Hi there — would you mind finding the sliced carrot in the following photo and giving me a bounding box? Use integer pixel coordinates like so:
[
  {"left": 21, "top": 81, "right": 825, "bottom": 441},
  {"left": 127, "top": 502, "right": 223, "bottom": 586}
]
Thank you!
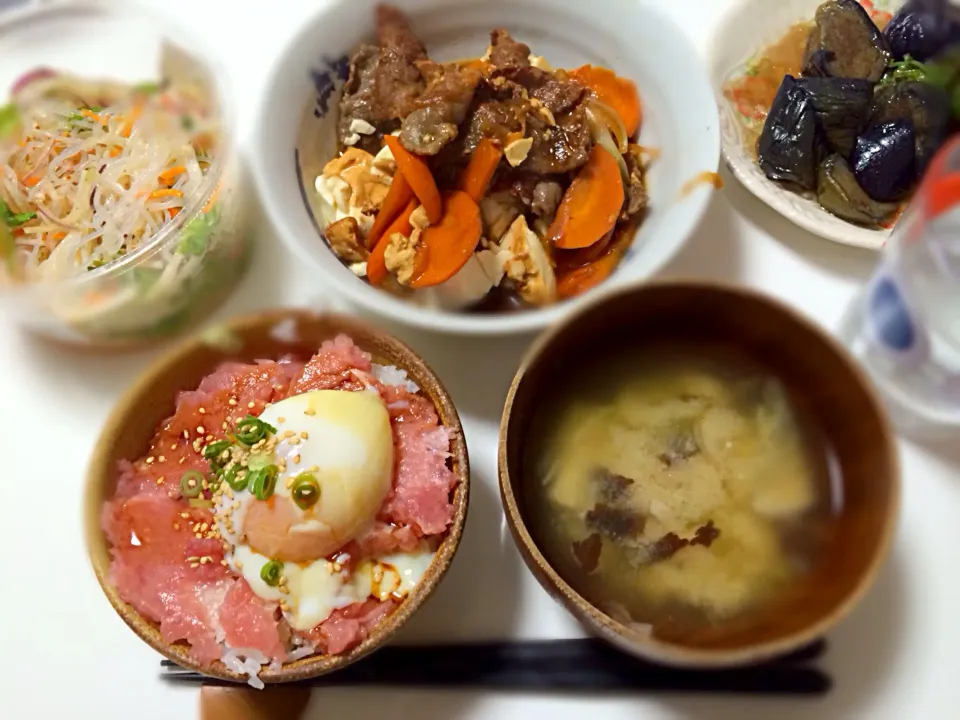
[
  {"left": 567, "top": 65, "right": 642, "bottom": 137},
  {"left": 158, "top": 166, "right": 186, "bottom": 185},
  {"left": 22, "top": 175, "right": 40, "bottom": 188},
  {"left": 367, "top": 198, "right": 418, "bottom": 286},
  {"left": 148, "top": 188, "right": 184, "bottom": 200},
  {"left": 383, "top": 136, "right": 442, "bottom": 224},
  {"left": 409, "top": 190, "right": 482, "bottom": 288},
  {"left": 556, "top": 226, "right": 634, "bottom": 299},
  {"left": 168, "top": 207, "right": 181, "bottom": 218},
  {"left": 548, "top": 146, "right": 624, "bottom": 250},
  {"left": 367, "top": 170, "right": 414, "bottom": 249},
  {"left": 120, "top": 100, "right": 143, "bottom": 139},
  {"left": 457, "top": 139, "right": 503, "bottom": 203}
]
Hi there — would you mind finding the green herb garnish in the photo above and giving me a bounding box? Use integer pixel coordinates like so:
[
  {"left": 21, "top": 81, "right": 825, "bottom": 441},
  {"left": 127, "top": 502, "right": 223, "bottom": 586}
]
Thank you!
[
  {"left": 222, "top": 465, "right": 248, "bottom": 492},
  {"left": 234, "top": 415, "right": 276, "bottom": 446},
  {"left": 0, "top": 200, "right": 35, "bottom": 228},
  {"left": 260, "top": 560, "right": 283, "bottom": 587},
  {"left": 881, "top": 55, "right": 930, "bottom": 86},
  {"left": 177, "top": 204, "right": 220, "bottom": 256},
  {"left": 203, "top": 440, "right": 232, "bottom": 464},
  {"left": 249, "top": 465, "right": 279, "bottom": 501},
  {"left": 291, "top": 473, "right": 321, "bottom": 510},
  {"left": 179, "top": 470, "right": 203, "bottom": 498}
]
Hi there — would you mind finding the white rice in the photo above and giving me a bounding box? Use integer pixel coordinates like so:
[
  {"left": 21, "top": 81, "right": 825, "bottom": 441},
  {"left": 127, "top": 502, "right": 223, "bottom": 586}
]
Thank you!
[
  {"left": 221, "top": 646, "right": 270, "bottom": 690},
  {"left": 372, "top": 363, "right": 420, "bottom": 393}
]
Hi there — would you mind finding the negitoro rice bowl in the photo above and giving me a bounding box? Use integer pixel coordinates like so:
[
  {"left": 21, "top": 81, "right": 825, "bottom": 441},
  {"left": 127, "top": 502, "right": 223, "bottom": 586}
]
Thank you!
[{"left": 93, "top": 328, "right": 466, "bottom": 687}]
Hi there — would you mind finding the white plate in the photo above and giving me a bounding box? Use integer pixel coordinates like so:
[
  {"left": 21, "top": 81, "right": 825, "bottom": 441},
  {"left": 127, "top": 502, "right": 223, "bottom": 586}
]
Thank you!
[
  {"left": 252, "top": 0, "right": 720, "bottom": 336},
  {"left": 708, "top": 0, "right": 904, "bottom": 251}
]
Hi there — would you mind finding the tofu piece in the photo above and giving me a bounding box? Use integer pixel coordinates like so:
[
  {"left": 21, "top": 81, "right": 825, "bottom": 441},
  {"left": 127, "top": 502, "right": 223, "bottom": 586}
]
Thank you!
[
  {"left": 325, "top": 217, "right": 369, "bottom": 264},
  {"left": 497, "top": 215, "right": 557, "bottom": 305}
]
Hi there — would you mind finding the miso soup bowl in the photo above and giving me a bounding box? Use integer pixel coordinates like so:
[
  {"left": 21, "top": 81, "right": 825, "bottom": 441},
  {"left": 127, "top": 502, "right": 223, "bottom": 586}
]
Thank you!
[
  {"left": 252, "top": 0, "right": 720, "bottom": 335},
  {"left": 499, "top": 280, "right": 900, "bottom": 667},
  {"left": 85, "top": 309, "right": 469, "bottom": 684}
]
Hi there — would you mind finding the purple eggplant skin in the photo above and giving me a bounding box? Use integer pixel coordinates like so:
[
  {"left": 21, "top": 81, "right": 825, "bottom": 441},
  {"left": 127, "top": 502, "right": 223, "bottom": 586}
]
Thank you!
[
  {"left": 883, "top": 0, "right": 960, "bottom": 62},
  {"left": 851, "top": 120, "right": 918, "bottom": 202},
  {"left": 796, "top": 77, "right": 874, "bottom": 158},
  {"left": 818, "top": 153, "right": 901, "bottom": 226},
  {"left": 802, "top": 0, "right": 892, "bottom": 81},
  {"left": 870, "top": 79, "right": 952, "bottom": 175},
  {"left": 758, "top": 75, "right": 822, "bottom": 191}
]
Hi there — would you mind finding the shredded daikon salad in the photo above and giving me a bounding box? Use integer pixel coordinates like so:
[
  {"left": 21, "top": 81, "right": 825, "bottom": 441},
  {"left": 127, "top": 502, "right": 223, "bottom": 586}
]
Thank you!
[{"left": 0, "top": 70, "right": 220, "bottom": 284}]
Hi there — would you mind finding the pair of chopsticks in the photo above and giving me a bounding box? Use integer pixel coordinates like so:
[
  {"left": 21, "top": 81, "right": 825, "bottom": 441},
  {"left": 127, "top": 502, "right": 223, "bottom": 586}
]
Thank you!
[{"left": 162, "top": 637, "right": 831, "bottom": 695}]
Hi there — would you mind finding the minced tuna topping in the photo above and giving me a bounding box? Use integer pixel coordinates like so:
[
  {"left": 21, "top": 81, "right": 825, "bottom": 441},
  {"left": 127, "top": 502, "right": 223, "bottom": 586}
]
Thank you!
[{"left": 101, "top": 335, "right": 458, "bottom": 687}]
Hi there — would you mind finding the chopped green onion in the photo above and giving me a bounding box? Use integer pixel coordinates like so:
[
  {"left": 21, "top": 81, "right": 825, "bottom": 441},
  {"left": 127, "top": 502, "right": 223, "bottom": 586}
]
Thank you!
[
  {"left": 249, "top": 465, "right": 279, "bottom": 500},
  {"left": 247, "top": 453, "right": 274, "bottom": 472},
  {"left": 222, "top": 465, "right": 248, "bottom": 491},
  {"left": 179, "top": 470, "right": 203, "bottom": 498},
  {"left": 204, "top": 440, "right": 232, "bottom": 463},
  {"left": 291, "top": 473, "right": 321, "bottom": 510},
  {"left": 234, "top": 415, "right": 276, "bottom": 446},
  {"left": 260, "top": 560, "right": 283, "bottom": 587}
]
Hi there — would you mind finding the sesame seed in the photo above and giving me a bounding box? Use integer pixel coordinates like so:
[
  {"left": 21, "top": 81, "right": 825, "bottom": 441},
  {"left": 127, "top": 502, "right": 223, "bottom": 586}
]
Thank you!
[
  {"left": 221, "top": 560, "right": 228, "bottom": 566},
  {"left": 197, "top": 426, "right": 205, "bottom": 434},
  {"left": 248, "top": 402, "right": 255, "bottom": 409},
  {"left": 283, "top": 430, "right": 295, "bottom": 439},
  {"left": 155, "top": 477, "right": 164, "bottom": 485},
  {"left": 183, "top": 430, "right": 189, "bottom": 439},
  {"left": 145, "top": 456, "right": 155, "bottom": 465},
  {"left": 229, "top": 398, "right": 238, "bottom": 406},
  {"left": 180, "top": 512, "right": 190, "bottom": 519},
  {"left": 179, "top": 457, "right": 186, "bottom": 465},
  {"left": 300, "top": 431, "right": 309, "bottom": 440},
  {"left": 168, "top": 491, "right": 176, "bottom": 498},
  {"left": 170, "top": 444, "right": 177, "bottom": 451},
  {"left": 194, "top": 533, "right": 203, "bottom": 539},
  {"left": 285, "top": 478, "right": 294, "bottom": 489},
  {"left": 289, "top": 437, "right": 301, "bottom": 446},
  {"left": 158, "top": 455, "right": 166, "bottom": 463},
  {"left": 173, "top": 523, "right": 180, "bottom": 530},
  {"left": 192, "top": 523, "right": 201, "bottom": 533},
  {"left": 200, "top": 557, "right": 211, "bottom": 565},
  {"left": 187, "top": 556, "right": 199, "bottom": 562},
  {"left": 235, "top": 561, "right": 243, "bottom": 570},
  {"left": 190, "top": 562, "right": 199, "bottom": 568},
  {"left": 278, "top": 416, "right": 286, "bottom": 424},
  {"left": 308, "top": 465, "right": 319, "bottom": 473},
  {"left": 293, "top": 454, "right": 301, "bottom": 464},
  {"left": 221, "top": 422, "right": 228, "bottom": 430},
  {"left": 304, "top": 408, "right": 316, "bottom": 416},
  {"left": 199, "top": 407, "right": 206, "bottom": 414},
  {"left": 200, "top": 523, "right": 209, "bottom": 531}
]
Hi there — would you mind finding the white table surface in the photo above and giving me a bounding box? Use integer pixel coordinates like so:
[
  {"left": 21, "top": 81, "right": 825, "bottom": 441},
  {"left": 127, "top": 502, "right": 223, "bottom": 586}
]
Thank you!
[{"left": 2, "top": 0, "right": 959, "bottom": 717}]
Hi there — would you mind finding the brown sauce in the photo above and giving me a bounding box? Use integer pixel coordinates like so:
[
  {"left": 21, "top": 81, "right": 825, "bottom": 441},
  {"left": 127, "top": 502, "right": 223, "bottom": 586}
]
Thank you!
[{"left": 679, "top": 171, "right": 724, "bottom": 199}]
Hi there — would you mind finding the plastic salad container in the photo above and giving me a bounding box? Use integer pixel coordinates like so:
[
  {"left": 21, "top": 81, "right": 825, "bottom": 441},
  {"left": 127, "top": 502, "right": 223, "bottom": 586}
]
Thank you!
[{"left": 0, "top": 1, "right": 249, "bottom": 347}]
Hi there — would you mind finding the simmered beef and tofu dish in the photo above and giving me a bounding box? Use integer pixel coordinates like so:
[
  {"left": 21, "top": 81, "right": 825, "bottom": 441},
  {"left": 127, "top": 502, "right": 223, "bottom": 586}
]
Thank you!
[
  {"left": 316, "top": 5, "right": 651, "bottom": 311},
  {"left": 102, "top": 335, "right": 459, "bottom": 688}
]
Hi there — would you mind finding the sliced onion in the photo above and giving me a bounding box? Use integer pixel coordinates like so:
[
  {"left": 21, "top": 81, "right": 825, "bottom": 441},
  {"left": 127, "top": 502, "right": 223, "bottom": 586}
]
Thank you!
[
  {"left": 586, "top": 107, "right": 629, "bottom": 189},
  {"left": 11, "top": 68, "right": 57, "bottom": 97},
  {"left": 586, "top": 98, "right": 628, "bottom": 154}
]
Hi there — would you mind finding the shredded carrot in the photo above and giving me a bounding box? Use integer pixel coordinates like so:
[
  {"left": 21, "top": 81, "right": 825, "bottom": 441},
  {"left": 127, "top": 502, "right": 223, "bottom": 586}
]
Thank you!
[
  {"left": 367, "top": 198, "right": 418, "bottom": 286},
  {"left": 458, "top": 139, "right": 503, "bottom": 203},
  {"left": 51, "top": 232, "right": 66, "bottom": 241},
  {"left": 22, "top": 175, "right": 40, "bottom": 188},
  {"left": 158, "top": 166, "right": 186, "bottom": 185},
  {"left": 80, "top": 109, "right": 101, "bottom": 122},
  {"left": 120, "top": 101, "right": 143, "bottom": 139},
  {"left": 203, "top": 182, "right": 221, "bottom": 213},
  {"left": 148, "top": 188, "right": 184, "bottom": 200},
  {"left": 109, "top": 146, "right": 121, "bottom": 158},
  {"left": 168, "top": 207, "right": 181, "bottom": 218},
  {"left": 383, "top": 136, "right": 442, "bottom": 224},
  {"left": 567, "top": 65, "right": 643, "bottom": 137},
  {"left": 409, "top": 190, "right": 483, "bottom": 288},
  {"left": 549, "top": 146, "right": 624, "bottom": 250},
  {"left": 367, "top": 171, "right": 415, "bottom": 249}
]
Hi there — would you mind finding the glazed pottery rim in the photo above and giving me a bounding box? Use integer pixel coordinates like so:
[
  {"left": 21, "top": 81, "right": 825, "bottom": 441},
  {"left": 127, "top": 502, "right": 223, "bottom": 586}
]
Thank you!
[
  {"left": 498, "top": 278, "right": 901, "bottom": 667},
  {"left": 85, "top": 308, "right": 470, "bottom": 683}
]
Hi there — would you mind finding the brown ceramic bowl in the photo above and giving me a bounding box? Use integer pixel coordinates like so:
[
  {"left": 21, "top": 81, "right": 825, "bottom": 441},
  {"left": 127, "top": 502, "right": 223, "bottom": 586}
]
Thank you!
[
  {"left": 499, "top": 280, "right": 899, "bottom": 668},
  {"left": 85, "top": 309, "right": 469, "bottom": 683}
]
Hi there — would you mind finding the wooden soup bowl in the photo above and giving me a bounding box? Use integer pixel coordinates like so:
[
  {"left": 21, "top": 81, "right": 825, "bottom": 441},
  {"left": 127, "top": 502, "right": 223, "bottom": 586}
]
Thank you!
[
  {"left": 86, "top": 309, "right": 469, "bottom": 683},
  {"left": 499, "top": 281, "right": 899, "bottom": 667}
]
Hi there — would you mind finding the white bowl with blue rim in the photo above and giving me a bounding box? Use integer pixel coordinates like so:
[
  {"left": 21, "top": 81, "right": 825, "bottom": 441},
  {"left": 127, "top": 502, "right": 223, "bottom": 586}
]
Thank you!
[{"left": 252, "top": 0, "right": 720, "bottom": 335}]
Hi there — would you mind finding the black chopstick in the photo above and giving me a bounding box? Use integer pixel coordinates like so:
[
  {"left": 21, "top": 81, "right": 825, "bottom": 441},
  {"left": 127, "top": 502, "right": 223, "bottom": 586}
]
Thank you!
[{"left": 160, "top": 638, "right": 831, "bottom": 695}]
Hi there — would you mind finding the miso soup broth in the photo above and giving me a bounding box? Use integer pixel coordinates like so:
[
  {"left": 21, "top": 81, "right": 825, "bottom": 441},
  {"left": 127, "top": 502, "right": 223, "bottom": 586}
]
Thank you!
[{"left": 523, "top": 343, "right": 842, "bottom": 645}]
